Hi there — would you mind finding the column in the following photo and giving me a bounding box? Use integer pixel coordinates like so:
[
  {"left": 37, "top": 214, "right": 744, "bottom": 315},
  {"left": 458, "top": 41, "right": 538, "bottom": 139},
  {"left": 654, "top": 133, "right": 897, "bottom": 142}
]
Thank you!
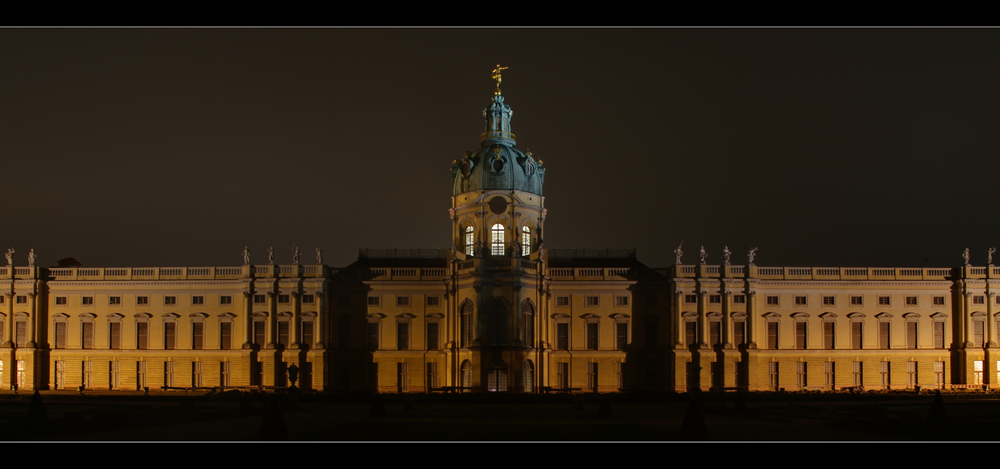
[
  {"left": 4, "top": 293, "right": 12, "bottom": 347},
  {"left": 26, "top": 293, "right": 36, "bottom": 347},
  {"left": 722, "top": 290, "right": 733, "bottom": 348},
  {"left": 964, "top": 291, "right": 973, "bottom": 347},
  {"left": 674, "top": 289, "right": 684, "bottom": 348},
  {"left": 746, "top": 290, "right": 757, "bottom": 349},
  {"left": 314, "top": 287, "right": 326, "bottom": 349},
  {"left": 266, "top": 291, "right": 277, "bottom": 349},
  {"left": 242, "top": 291, "right": 253, "bottom": 349},
  {"left": 988, "top": 291, "right": 997, "bottom": 347},
  {"left": 697, "top": 286, "right": 708, "bottom": 348},
  {"left": 290, "top": 291, "right": 301, "bottom": 348}
]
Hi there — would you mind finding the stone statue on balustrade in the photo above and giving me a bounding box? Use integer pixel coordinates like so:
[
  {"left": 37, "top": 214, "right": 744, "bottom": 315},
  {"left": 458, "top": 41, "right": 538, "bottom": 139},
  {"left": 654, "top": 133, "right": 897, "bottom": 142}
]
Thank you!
[
  {"left": 722, "top": 246, "right": 731, "bottom": 265},
  {"left": 268, "top": 246, "right": 275, "bottom": 265},
  {"left": 27, "top": 249, "right": 35, "bottom": 267},
  {"left": 699, "top": 246, "right": 707, "bottom": 265},
  {"left": 243, "top": 246, "right": 251, "bottom": 264},
  {"left": 316, "top": 246, "right": 324, "bottom": 264},
  {"left": 5, "top": 248, "right": 13, "bottom": 266},
  {"left": 292, "top": 245, "right": 301, "bottom": 264},
  {"left": 674, "top": 241, "right": 683, "bottom": 265},
  {"left": 963, "top": 248, "right": 970, "bottom": 266},
  {"left": 748, "top": 247, "right": 758, "bottom": 265}
]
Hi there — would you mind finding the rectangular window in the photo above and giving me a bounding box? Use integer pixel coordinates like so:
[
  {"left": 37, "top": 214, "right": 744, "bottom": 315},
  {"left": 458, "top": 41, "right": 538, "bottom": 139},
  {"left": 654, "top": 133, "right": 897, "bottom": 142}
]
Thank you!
[
  {"left": 974, "top": 321, "right": 985, "bottom": 347},
  {"left": 878, "top": 296, "right": 890, "bottom": 306},
  {"left": 796, "top": 362, "right": 806, "bottom": 389},
  {"left": 221, "top": 362, "right": 231, "bottom": 387},
  {"left": 645, "top": 296, "right": 657, "bottom": 306},
  {"left": 905, "top": 296, "right": 917, "bottom": 306},
  {"left": 585, "top": 296, "right": 599, "bottom": 306},
  {"left": 278, "top": 294, "right": 290, "bottom": 304},
  {"left": 82, "top": 322, "right": 94, "bottom": 349},
  {"left": 767, "top": 322, "right": 778, "bottom": 349},
  {"left": 851, "top": 296, "right": 863, "bottom": 306},
  {"left": 82, "top": 361, "right": 92, "bottom": 389},
  {"left": 396, "top": 296, "right": 409, "bottom": 307},
  {"left": 109, "top": 296, "right": 121, "bottom": 306},
  {"left": 427, "top": 323, "right": 439, "bottom": 350},
  {"left": 427, "top": 362, "right": 438, "bottom": 390},
  {"left": 795, "top": 322, "right": 807, "bottom": 349},
  {"left": 768, "top": 362, "right": 778, "bottom": 391},
  {"left": 254, "top": 320, "right": 266, "bottom": 346},
  {"left": 397, "top": 362, "right": 408, "bottom": 393},
  {"left": 935, "top": 361, "right": 945, "bottom": 387},
  {"left": 278, "top": 321, "right": 289, "bottom": 346},
  {"left": 219, "top": 296, "right": 232, "bottom": 305},
  {"left": 136, "top": 296, "right": 149, "bottom": 306},
  {"left": 136, "top": 322, "right": 148, "bottom": 350},
  {"left": 907, "top": 361, "right": 917, "bottom": 389},
  {"left": 192, "top": 323, "right": 204, "bottom": 350},
  {"left": 55, "top": 296, "right": 67, "bottom": 306},
  {"left": 880, "top": 361, "right": 891, "bottom": 388},
  {"left": 823, "top": 296, "right": 835, "bottom": 306},
  {"left": 794, "top": 296, "right": 807, "bottom": 306},
  {"left": 733, "top": 321, "right": 745, "bottom": 346},
  {"left": 733, "top": 295, "right": 746, "bottom": 304},
  {"left": 557, "top": 362, "right": 569, "bottom": 390},
  {"left": 164, "top": 296, "right": 176, "bottom": 305},
  {"left": 427, "top": 296, "right": 440, "bottom": 306},
  {"left": 934, "top": 322, "right": 945, "bottom": 349},
  {"left": 615, "top": 296, "right": 629, "bottom": 306},
  {"left": 164, "top": 361, "right": 175, "bottom": 387},
  {"left": 192, "top": 296, "right": 204, "bottom": 305},
  {"left": 55, "top": 360, "right": 65, "bottom": 390},
  {"left": 879, "top": 322, "right": 890, "bottom": 349},
  {"left": 303, "top": 294, "right": 315, "bottom": 304},
  {"left": 852, "top": 361, "right": 863, "bottom": 387},
  {"left": 766, "top": 296, "right": 779, "bottom": 306},
  {"left": 684, "top": 295, "right": 697, "bottom": 304},
  {"left": 934, "top": 296, "right": 945, "bottom": 306},
  {"left": 368, "top": 323, "right": 379, "bottom": 350},
  {"left": 109, "top": 322, "right": 121, "bottom": 350},
  {"left": 709, "top": 322, "right": 721, "bottom": 346},
  {"left": 299, "top": 318, "right": 315, "bottom": 346},
  {"left": 82, "top": 296, "right": 94, "bottom": 306},
  {"left": 557, "top": 296, "right": 569, "bottom": 306},
  {"left": 825, "top": 362, "right": 835, "bottom": 390},
  {"left": 192, "top": 361, "right": 203, "bottom": 387},
  {"left": 824, "top": 322, "right": 835, "bottom": 349},
  {"left": 616, "top": 323, "right": 628, "bottom": 350},
  {"left": 852, "top": 322, "right": 863, "bottom": 349},
  {"left": 15, "top": 321, "right": 26, "bottom": 348},
  {"left": 587, "top": 323, "right": 598, "bottom": 350},
  {"left": 255, "top": 295, "right": 267, "bottom": 304},
  {"left": 397, "top": 323, "right": 409, "bottom": 350},
  {"left": 974, "top": 361, "right": 984, "bottom": 385},
  {"left": 164, "top": 322, "right": 176, "bottom": 350},
  {"left": 906, "top": 322, "right": 917, "bottom": 349},
  {"left": 974, "top": 296, "right": 985, "bottom": 305},
  {"left": 220, "top": 322, "right": 232, "bottom": 350},
  {"left": 587, "top": 362, "right": 598, "bottom": 392},
  {"left": 557, "top": 323, "right": 569, "bottom": 350},
  {"left": 55, "top": 322, "right": 66, "bottom": 349},
  {"left": 15, "top": 295, "right": 26, "bottom": 304},
  {"left": 685, "top": 322, "right": 697, "bottom": 347},
  {"left": 709, "top": 295, "right": 721, "bottom": 304},
  {"left": 367, "top": 296, "right": 380, "bottom": 306},
  {"left": 109, "top": 361, "right": 119, "bottom": 390}
]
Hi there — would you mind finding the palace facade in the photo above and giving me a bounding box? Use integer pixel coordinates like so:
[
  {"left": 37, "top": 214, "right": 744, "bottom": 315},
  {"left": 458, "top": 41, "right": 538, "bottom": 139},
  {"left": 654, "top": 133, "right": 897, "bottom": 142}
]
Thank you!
[{"left": 1, "top": 78, "right": 996, "bottom": 394}]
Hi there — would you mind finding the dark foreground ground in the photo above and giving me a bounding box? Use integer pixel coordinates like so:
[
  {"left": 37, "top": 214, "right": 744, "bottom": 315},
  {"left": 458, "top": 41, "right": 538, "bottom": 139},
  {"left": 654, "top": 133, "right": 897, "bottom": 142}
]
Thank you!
[{"left": 0, "top": 390, "right": 997, "bottom": 441}]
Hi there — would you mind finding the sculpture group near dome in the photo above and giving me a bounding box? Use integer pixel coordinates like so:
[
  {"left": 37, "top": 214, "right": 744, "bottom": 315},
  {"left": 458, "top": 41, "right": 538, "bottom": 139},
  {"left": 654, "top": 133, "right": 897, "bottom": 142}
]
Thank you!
[{"left": 0, "top": 67, "right": 996, "bottom": 394}]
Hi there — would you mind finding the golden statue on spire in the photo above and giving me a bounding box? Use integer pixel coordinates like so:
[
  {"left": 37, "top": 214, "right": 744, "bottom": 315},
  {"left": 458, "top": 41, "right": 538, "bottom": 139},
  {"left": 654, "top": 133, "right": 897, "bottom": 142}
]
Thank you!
[{"left": 491, "top": 64, "right": 508, "bottom": 96}]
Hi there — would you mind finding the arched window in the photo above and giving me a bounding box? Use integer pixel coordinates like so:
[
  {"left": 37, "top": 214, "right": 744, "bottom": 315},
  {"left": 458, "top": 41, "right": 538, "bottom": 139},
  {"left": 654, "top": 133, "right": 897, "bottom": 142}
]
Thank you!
[
  {"left": 491, "top": 224, "right": 505, "bottom": 256},
  {"left": 523, "top": 360, "right": 534, "bottom": 393},
  {"left": 464, "top": 225, "right": 475, "bottom": 256},
  {"left": 522, "top": 299, "right": 535, "bottom": 347},
  {"left": 522, "top": 226, "right": 531, "bottom": 256},
  {"left": 461, "top": 301, "right": 474, "bottom": 347}
]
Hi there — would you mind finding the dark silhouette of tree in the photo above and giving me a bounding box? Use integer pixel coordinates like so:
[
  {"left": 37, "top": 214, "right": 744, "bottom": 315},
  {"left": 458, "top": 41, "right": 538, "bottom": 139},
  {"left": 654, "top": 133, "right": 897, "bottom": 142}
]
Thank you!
[{"left": 55, "top": 258, "right": 83, "bottom": 267}]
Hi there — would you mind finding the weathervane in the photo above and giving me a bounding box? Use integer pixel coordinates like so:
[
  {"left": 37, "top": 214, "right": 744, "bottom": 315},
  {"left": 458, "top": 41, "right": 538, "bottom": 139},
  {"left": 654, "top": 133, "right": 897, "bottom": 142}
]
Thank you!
[{"left": 492, "top": 64, "right": 508, "bottom": 96}]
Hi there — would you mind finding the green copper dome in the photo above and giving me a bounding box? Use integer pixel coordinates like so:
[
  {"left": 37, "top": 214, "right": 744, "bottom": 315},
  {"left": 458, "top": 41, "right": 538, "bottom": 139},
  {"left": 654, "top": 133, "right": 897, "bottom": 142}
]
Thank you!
[{"left": 451, "top": 94, "right": 545, "bottom": 196}]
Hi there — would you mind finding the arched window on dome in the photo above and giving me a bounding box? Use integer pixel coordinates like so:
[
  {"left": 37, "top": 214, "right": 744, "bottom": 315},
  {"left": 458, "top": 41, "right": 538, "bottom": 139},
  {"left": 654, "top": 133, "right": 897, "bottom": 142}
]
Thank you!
[
  {"left": 491, "top": 224, "right": 505, "bottom": 256},
  {"left": 464, "top": 225, "right": 475, "bottom": 256},
  {"left": 522, "top": 226, "right": 531, "bottom": 256}
]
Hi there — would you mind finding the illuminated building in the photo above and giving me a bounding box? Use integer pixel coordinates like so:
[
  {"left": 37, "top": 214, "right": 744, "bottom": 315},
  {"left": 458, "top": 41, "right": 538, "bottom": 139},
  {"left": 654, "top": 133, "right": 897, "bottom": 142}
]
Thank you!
[{"left": 0, "top": 69, "right": 993, "bottom": 393}]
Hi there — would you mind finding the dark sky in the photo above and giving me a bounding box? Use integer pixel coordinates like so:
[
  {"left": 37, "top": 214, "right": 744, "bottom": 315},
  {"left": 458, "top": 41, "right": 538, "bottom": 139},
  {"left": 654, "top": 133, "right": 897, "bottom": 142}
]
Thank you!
[{"left": 2, "top": 28, "right": 999, "bottom": 269}]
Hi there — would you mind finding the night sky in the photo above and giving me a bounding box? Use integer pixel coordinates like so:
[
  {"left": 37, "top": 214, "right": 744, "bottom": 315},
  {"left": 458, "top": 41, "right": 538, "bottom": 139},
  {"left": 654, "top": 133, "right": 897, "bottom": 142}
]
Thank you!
[{"left": 3, "top": 28, "right": 999, "bottom": 269}]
